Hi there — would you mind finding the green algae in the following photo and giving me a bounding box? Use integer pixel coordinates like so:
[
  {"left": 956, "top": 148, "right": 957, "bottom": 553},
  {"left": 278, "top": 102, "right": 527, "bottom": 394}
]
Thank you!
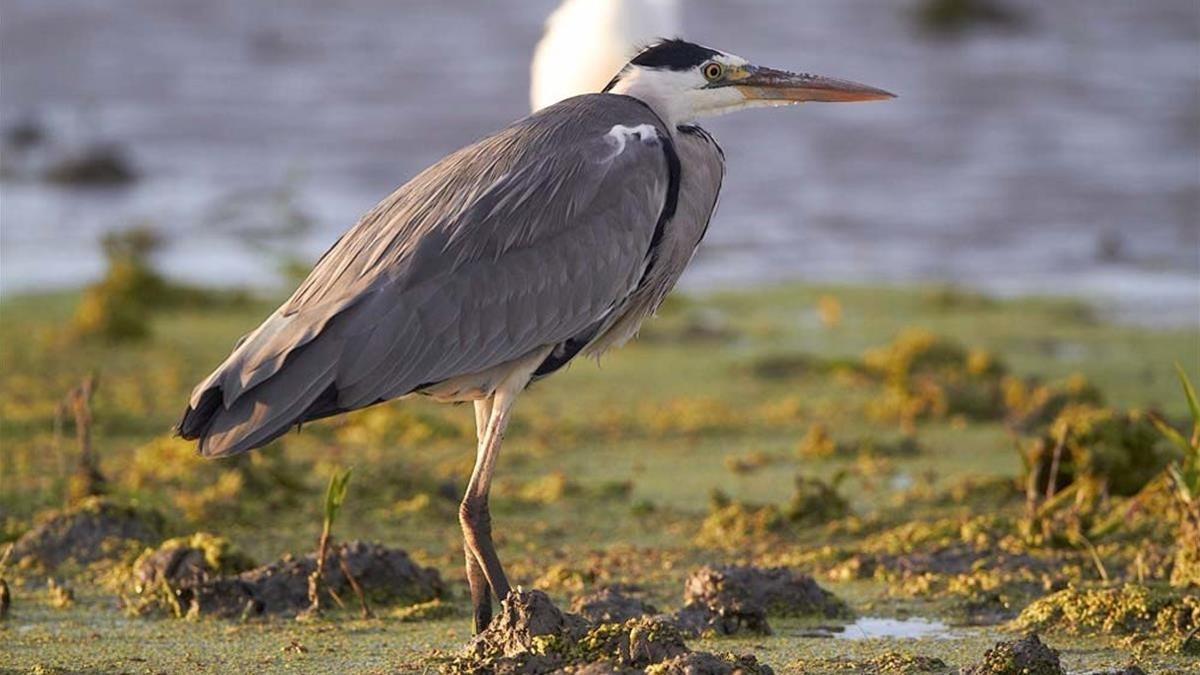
[
  {"left": 796, "top": 423, "right": 922, "bottom": 461},
  {"left": 863, "top": 329, "right": 1009, "bottom": 428},
  {"left": 786, "top": 651, "right": 949, "bottom": 674},
  {"left": 1023, "top": 405, "right": 1179, "bottom": 498},
  {"left": 2, "top": 282, "right": 1198, "bottom": 672},
  {"left": 695, "top": 491, "right": 786, "bottom": 548},
  {"left": 1015, "top": 584, "right": 1200, "bottom": 654},
  {"left": 392, "top": 598, "right": 458, "bottom": 622},
  {"left": 125, "top": 436, "right": 306, "bottom": 524},
  {"left": 786, "top": 475, "right": 852, "bottom": 527}
]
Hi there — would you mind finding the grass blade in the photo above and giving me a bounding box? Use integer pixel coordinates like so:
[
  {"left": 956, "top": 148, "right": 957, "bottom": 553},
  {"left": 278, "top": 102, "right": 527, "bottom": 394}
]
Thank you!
[{"left": 1175, "top": 362, "right": 1200, "bottom": 427}]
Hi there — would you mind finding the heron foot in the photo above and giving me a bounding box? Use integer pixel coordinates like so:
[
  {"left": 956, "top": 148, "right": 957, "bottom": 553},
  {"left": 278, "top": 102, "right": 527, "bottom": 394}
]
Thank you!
[{"left": 460, "top": 498, "right": 511, "bottom": 634}]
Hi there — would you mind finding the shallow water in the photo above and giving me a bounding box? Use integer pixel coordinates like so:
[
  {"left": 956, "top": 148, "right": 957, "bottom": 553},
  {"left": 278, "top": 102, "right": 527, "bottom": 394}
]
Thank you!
[
  {"left": 1, "top": 0, "right": 1197, "bottom": 325},
  {"left": 832, "top": 616, "right": 953, "bottom": 641}
]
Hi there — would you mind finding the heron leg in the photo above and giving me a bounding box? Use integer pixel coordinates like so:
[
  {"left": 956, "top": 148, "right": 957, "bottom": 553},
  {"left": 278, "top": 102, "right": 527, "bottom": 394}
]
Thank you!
[
  {"left": 461, "top": 379, "right": 533, "bottom": 632},
  {"left": 464, "top": 398, "right": 495, "bottom": 633},
  {"left": 458, "top": 347, "right": 548, "bottom": 634}
]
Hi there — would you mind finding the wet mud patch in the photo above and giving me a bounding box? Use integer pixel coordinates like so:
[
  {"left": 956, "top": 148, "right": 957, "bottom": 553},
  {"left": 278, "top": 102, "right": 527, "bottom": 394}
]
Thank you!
[
  {"left": 444, "top": 589, "right": 774, "bottom": 674},
  {"left": 126, "top": 539, "right": 442, "bottom": 618},
  {"left": 10, "top": 497, "right": 164, "bottom": 572},
  {"left": 675, "top": 565, "right": 850, "bottom": 637}
]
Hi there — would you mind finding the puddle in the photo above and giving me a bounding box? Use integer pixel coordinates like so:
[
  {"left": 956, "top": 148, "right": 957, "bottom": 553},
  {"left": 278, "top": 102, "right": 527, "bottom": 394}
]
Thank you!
[{"left": 797, "top": 616, "right": 953, "bottom": 641}]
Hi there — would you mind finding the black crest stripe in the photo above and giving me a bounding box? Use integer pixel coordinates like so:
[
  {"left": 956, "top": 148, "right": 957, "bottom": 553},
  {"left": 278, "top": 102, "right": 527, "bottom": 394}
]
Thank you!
[{"left": 630, "top": 39, "right": 721, "bottom": 71}]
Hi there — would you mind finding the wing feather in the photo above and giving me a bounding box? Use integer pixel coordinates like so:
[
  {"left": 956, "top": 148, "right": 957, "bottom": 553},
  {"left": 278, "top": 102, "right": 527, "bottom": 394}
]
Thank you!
[{"left": 180, "top": 95, "right": 673, "bottom": 456}]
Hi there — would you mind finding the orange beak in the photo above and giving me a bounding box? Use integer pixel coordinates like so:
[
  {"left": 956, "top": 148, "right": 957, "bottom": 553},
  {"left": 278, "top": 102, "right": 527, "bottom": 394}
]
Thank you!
[{"left": 732, "top": 66, "right": 895, "bottom": 103}]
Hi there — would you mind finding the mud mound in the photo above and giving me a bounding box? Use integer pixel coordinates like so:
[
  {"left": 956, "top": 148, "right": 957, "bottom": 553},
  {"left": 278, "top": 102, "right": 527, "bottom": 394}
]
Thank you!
[
  {"left": 132, "top": 532, "right": 256, "bottom": 590},
  {"left": 129, "top": 539, "right": 442, "bottom": 618},
  {"left": 963, "top": 633, "right": 1063, "bottom": 675},
  {"left": 11, "top": 497, "right": 164, "bottom": 571},
  {"left": 571, "top": 587, "right": 658, "bottom": 624},
  {"left": 446, "top": 590, "right": 773, "bottom": 674},
  {"left": 675, "top": 566, "right": 849, "bottom": 636}
]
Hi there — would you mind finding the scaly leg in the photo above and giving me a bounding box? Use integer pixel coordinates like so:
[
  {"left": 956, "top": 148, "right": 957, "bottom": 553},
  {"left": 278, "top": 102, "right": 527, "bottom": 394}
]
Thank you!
[
  {"left": 460, "top": 386, "right": 518, "bottom": 612},
  {"left": 458, "top": 348, "right": 549, "bottom": 634},
  {"left": 464, "top": 398, "right": 495, "bottom": 633}
]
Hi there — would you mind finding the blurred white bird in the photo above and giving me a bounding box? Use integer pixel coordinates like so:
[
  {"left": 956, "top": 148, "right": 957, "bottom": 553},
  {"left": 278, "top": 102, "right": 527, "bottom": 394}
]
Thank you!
[{"left": 530, "top": 0, "right": 680, "bottom": 111}]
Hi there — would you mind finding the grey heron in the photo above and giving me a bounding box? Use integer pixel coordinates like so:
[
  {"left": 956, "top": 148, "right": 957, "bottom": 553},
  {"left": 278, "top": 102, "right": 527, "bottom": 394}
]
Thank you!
[
  {"left": 178, "top": 39, "right": 893, "bottom": 632},
  {"left": 531, "top": 0, "right": 680, "bottom": 111}
]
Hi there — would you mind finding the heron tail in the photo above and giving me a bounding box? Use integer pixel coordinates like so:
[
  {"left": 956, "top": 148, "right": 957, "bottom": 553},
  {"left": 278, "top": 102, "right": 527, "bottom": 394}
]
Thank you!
[{"left": 177, "top": 336, "right": 342, "bottom": 458}]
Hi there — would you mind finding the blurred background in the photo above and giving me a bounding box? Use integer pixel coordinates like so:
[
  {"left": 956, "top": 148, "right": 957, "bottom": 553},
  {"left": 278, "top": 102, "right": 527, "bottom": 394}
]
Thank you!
[
  {"left": 3, "top": 3, "right": 1200, "bottom": 670},
  {"left": 3, "top": 0, "right": 1197, "bottom": 325}
]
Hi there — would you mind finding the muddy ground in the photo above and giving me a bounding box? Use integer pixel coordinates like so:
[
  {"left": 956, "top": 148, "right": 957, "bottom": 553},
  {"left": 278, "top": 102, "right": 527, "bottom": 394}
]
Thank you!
[{"left": 1, "top": 284, "right": 1197, "bottom": 673}]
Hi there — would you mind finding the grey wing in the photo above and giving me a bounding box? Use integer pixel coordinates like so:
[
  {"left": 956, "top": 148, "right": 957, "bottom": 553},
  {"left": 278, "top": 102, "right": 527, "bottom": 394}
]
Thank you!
[{"left": 179, "top": 95, "right": 672, "bottom": 458}]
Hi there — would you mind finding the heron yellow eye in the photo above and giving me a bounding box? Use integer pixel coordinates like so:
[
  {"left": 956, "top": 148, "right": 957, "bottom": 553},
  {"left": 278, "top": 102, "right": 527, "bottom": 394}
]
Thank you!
[{"left": 703, "top": 62, "right": 724, "bottom": 82}]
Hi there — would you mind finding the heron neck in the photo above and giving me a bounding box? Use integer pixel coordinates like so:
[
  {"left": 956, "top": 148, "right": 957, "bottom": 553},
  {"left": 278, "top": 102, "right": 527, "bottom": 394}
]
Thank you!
[{"left": 607, "top": 70, "right": 693, "bottom": 128}]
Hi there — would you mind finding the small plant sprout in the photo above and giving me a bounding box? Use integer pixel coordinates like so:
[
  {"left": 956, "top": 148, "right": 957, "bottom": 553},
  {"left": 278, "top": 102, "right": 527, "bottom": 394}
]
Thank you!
[
  {"left": 1150, "top": 363, "right": 1200, "bottom": 587},
  {"left": 1152, "top": 364, "right": 1200, "bottom": 505},
  {"left": 304, "top": 467, "right": 355, "bottom": 618}
]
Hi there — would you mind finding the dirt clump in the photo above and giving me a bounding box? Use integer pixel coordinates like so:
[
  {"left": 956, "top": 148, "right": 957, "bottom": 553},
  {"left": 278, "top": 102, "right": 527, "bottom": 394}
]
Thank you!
[
  {"left": 446, "top": 589, "right": 773, "bottom": 674},
  {"left": 11, "top": 497, "right": 164, "bottom": 572},
  {"left": 125, "top": 532, "right": 258, "bottom": 616},
  {"left": 460, "top": 589, "right": 589, "bottom": 672},
  {"left": 962, "top": 633, "right": 1063, "bottom": 675},
  {"left": 674, "top": 565, "right": 849, "bottom": 636},
  {"left": 128, "top": 539, "right": 442, "bottom": 618},
  {"left": 571, "top": 587, "right": 658, "bottom": 624},
  {"left": 131, "top": 532, "right": 256, "bottom": 590}
]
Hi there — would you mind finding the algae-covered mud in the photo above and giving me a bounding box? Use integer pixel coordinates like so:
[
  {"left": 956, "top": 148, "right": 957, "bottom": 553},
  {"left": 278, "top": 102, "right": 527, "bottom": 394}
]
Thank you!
[{"left": 1, "top": 284, "right": 1197, "bottom": 673}]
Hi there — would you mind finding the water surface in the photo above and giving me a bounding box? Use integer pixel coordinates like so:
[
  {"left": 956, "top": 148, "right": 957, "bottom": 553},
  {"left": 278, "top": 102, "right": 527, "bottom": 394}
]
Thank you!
[{"left": 2, "top": 0, "right": 1197, "bottom": 324}]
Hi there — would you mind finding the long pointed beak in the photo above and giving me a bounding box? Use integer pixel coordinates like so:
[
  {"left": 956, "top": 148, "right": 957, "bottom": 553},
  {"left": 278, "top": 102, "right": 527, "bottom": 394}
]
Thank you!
[{"left": 732, "top": 66, "right": 895, "bottom": 103}]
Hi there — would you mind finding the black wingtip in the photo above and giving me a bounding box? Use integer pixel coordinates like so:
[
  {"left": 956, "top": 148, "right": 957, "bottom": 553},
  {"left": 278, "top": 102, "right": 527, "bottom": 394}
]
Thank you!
[{"left": 177, "top": 387, "right": 222, "bottom": 441}]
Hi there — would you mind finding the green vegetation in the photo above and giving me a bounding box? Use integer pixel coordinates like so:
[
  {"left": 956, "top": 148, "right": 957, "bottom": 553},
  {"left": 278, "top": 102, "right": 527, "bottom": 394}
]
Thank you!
[{"left": 0, "top": 282, "right": 1197, "bottom": 672}]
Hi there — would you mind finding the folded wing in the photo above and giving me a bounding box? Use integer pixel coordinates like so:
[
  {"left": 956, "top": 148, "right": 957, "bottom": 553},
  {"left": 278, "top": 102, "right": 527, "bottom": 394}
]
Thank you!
[{"left": 179, "top": 95, "right": 672, "bottom": 458}]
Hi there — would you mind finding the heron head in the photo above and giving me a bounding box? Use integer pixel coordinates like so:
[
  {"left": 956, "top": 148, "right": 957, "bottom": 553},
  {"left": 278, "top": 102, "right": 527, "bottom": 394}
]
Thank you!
[{"left": 604, "top": 39, "right": 894, "bottom": 126}]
